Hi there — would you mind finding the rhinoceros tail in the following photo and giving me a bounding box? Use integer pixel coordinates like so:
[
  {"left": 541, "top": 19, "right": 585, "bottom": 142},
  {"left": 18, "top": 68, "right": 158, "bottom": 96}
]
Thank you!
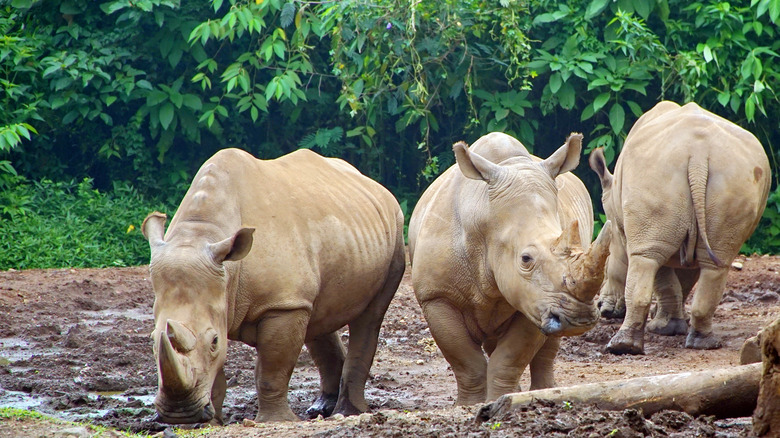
[{"left": 687, "top": 155, "right": 724, "bottom": 267}]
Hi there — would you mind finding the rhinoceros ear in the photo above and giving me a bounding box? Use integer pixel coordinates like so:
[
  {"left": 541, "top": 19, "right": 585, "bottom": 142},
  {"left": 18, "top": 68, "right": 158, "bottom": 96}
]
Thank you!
[
  {"left": 542, "top": 133, "right": 583, "bottom": 178},
  {"left": 453, "top": 141, "right": 500, "bottom": 183},
  {"left": 208, "top": 227, "right": 255, "bottom": 264},
  {"left": 588, "top": 147, "right": 613, "bottom": 191},
  {"left": 142, "top": 212, "right": 167, "bottom": 248}
]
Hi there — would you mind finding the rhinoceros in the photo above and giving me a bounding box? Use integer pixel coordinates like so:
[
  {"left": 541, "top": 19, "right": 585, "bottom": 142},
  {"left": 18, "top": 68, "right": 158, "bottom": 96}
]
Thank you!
[
  {"left": 408, "top": 132, "right": 612, "bottom": 405},
  {"left": 141, "top": 148, "right": 405, "bottom": 423},
  {"left": 589, "top": 101, "right": 770, "bottom": 355}
]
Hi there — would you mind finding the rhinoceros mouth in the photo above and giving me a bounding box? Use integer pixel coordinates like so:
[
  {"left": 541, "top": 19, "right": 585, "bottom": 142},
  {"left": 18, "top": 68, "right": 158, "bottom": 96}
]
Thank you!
[
  {"left": 154, "top": 393, "right": 214, "bottom": 424},
  {"left": 540, "top": 305, "right": 598, "bottom": 337}
]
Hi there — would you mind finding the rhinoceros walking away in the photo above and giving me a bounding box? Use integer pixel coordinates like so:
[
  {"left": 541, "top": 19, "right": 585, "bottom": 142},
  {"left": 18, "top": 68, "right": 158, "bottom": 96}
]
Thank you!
[
  {"left": 141, "top": 148, "right": 405, "bottom": 423},
  {"left": 589, "top": 101, "right": 770, "bottom": 355},
  {"left": 408, "top": 132, "right": 612, "bottom": 405}
]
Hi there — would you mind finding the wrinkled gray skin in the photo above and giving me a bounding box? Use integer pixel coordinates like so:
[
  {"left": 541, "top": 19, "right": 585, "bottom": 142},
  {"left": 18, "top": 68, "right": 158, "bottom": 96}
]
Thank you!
[
  {"left": 408, "top": 132, "right": 612, "bottom": 405},
  {"left": 141, "top": 148, "right": 405, "bottom": 423},
  {"left": 589, "top": 101, "right": 770, "bottom": 355}
]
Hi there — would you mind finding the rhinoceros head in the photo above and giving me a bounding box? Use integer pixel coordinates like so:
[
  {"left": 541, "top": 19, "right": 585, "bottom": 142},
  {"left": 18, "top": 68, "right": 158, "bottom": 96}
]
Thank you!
[
  {"left": 453, "top": 134, "right": 611, "bottom": 337},
  {"left": 142, "top": 212, "right": 254, "bottom": 424}
]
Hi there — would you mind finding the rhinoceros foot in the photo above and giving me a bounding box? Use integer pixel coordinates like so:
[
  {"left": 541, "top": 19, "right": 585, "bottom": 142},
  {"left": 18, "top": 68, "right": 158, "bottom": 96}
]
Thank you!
[
  {"left": 605, "top": 328, "right": 644, "bottom": 355},
  {"left": 305, "top": 392, "right": 338, "bottom": 419},
  {"left": 685, "top": 330, "right": 722, "bottom": 350},
  {"left": 647, "top": 317, "right": 688, "bottom": 336},
  {"left": 332, "top": 396, "right": 364, "bottom": 417},
  {"left": 598, "top": 298, "right": 626, "bottom": 319}
]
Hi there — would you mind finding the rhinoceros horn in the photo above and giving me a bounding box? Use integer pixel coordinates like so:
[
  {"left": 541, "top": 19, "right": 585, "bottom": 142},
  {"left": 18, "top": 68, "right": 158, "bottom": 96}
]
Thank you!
[
  {"left": 567, "top": 220, "right": 613, "bottom": 303},
  {"left": 158, "top": 320, "right": 194, "bottom": 394}
]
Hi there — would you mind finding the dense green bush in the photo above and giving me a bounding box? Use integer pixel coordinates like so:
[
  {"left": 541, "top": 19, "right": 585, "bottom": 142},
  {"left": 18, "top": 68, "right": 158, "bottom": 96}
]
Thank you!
[
  {"left": 2, "top": 0, "right": 780, "bottom": 267},
  {"left": 0, "top": 177, "right": 176, "bottom": 269}
]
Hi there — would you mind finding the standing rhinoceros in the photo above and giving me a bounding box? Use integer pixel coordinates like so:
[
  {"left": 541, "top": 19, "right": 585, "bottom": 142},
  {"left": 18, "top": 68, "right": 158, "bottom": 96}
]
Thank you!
[
  {"left": 589, "top": 101, "right": 770, "bottom": 355},
  {"left": 141, "top": 148, "right": 405, "bottom": 423},
  {"left": 408, "top": 132, "right": 612, "bottom": 405}
]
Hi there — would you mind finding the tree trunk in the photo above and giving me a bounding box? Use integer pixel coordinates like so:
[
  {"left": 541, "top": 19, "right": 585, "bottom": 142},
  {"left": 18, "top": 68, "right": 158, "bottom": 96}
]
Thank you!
[
  {"left": 753, "top": 317, "right": 780, "bottom": 436},
  {"left": 477, "top": 363, "right": 761, "bottom": 421}
]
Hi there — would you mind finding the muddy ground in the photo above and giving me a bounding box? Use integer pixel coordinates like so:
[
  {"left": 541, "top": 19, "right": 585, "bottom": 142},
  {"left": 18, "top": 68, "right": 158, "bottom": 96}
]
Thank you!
[{"left": 1, "top": 254, "right": 779, "bottom": 437}]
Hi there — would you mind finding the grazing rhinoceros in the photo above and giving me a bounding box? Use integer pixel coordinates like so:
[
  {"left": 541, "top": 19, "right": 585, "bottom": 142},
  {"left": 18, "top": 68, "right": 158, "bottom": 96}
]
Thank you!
[
  {"left": 141, "top": 148, "right": 405, "bottom": 423},
  {"left": 408, "top": 132, "right": 612, "bottom": 405},
  {"left": 589, "top": 101, "right": 770, "bottom": 355}
]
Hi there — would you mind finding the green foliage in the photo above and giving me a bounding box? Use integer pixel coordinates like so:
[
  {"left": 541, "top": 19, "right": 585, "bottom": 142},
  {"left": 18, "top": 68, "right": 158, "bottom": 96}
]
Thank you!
[
  {"left": 3, "top": 0, "right": 780, "bottom": 267},
  {"left": 0, "top": 178, "right": 175, "bottom": 269},
  {"left": 744, "top": 186, "right": 780, "bottom": 254}
]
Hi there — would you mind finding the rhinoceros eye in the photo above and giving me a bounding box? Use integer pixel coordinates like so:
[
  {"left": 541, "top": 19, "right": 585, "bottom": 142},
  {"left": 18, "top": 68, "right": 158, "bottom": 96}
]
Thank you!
[
  {"left": 210, "top": 334, "right": 219, "bottom": 352},
  {"left": 518, "top": 248, "right": 537, "bottom": 272}
]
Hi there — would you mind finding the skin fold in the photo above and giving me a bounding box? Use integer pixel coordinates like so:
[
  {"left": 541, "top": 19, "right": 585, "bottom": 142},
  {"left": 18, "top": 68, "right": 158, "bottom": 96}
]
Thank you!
[
  {"left": 589, "top": 101, "right": 771, "bottom": 355},
  {"left": 142, "top": 148, "right": 406, "bottom": 423},
  {"left": 408, "top": 132, "right": 611, "bottom": 405}
]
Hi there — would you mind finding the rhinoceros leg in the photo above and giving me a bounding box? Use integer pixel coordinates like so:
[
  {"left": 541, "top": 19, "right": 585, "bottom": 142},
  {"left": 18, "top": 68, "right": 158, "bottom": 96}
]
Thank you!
[
  {"left": 529, "top": 336, "right": 560, "bottom": 390},
  {"left": 676, "top": 268, "right": 700, "bottom": 305},
  {"left": 485, "top": 313, "right": 547, "bottom": 400},
  {"left": 599, "top": 242, "right": 628, "bottom": 319},
  {"left": 647, "top": 267, "right": 688, "bottom": 336},
  {"left": 686, "top": 266, "right": 728, "bottom": 349},
  {"left": 421, "top": 298, "right": 487, "bottom": 405},
  {"left": 209, "top": 367, "right": 227, "bottom": 425},
  {"left": 254, "top": 308, "right": 310, "bottom": 422},
  {"left": 333, "top": 248, "right": 405, "bottom": 417},
  {"left": 607, "top": 256, "right": 661, "bottom": 355},
  {"left": 304, "top": 332, "right": 345, "bottom": 418}
]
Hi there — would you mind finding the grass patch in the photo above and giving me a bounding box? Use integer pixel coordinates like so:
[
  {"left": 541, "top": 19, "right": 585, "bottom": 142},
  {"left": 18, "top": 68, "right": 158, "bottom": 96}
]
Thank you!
[
  {"left": 0, "top": 177, "right": 176, "bottom": 270},
  {"left": 0, "top": 407, "right": 154, "bottom": 437}
]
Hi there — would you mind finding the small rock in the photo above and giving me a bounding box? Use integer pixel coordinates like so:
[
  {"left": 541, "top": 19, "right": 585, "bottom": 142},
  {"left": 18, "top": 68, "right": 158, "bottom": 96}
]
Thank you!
[
  {"left": 415, "top": 359, "right": 424, "bottom": 365},
  {"left": 331, "top": 413, "right": 345, "bottom": 421},
  {"left": 242, "top": 418, "right": 257, "bottom": 427},
  {"left": 731, "top": 261, "right": 743, "bottom": 270},
  {"left": 50, "top": 427, "right": 91, "bottom": 438}
]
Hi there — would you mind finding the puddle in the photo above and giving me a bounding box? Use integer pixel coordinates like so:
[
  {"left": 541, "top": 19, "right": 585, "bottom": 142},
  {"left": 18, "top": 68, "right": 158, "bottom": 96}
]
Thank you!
[
  {"left": 0, "top": 337, "right": 32, "bottom": 362},
  {"left": 81, "top": 308, "right": 152, "bottom": 322},
  {"left": 0, "top": 389, "right": 45, "bottom": 411},
  {"left": 76, "top": 308, "right": 153, "bottom": 334}
]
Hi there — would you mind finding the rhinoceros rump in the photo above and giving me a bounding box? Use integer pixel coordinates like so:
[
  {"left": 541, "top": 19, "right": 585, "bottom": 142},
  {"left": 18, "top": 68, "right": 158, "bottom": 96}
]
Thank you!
[
  {"left": 590, "top": 101, "right": 771, "bottom": 355},
  {"left": 142, "top": 148, "right": 405, "bottom": 423},
  {"left": 408, "top": 132, "right": 611, "bottom": 406}
]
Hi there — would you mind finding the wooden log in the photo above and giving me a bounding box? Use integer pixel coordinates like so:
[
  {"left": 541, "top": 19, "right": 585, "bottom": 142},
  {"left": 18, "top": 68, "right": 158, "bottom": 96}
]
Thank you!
[
  {"left": 477, "top": 363, "right": 761, "bottom": 421},
  {"left": 753, "top": 318, "right": 780, "bottom": 436}
]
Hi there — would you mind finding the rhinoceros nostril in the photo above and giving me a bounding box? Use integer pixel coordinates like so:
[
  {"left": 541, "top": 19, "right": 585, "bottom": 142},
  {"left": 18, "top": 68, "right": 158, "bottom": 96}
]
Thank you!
[{"left": 541, "top": 313, "right": 562, "bottom": 335}]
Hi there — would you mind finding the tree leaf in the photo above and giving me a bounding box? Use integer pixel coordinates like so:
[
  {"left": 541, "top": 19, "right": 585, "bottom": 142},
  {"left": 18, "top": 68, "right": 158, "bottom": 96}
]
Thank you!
[
  {"left": 593, "top": 92, "right": 610, "bottom": 112},
  {"left": 626, "top": 100, "right": 643, "bottom": 117},
  {"left": 585, "top": 0, "right": 609, "bottom": 19},
  {"left": 280, "top": 2, "right": 295, "bottom": 27},
  {"left": 608, "top": 103, "right": 625, "bottom": 135},
  {"left": 532, "top": 13, "right": 559, "bottom": 26},
  {"left": 770, "top": 0, "right": 780, "bottom": 23},
  {"left": 557, "top": 82, "right": 575, "bottom": 109},
  {"left": 159, "top": 102, "right": 174, "bottom": 130},
  {"left": 549, "top": 72, "right": 562, "bottom": 94},
  {"left": 581, "top": 102, "right": 596, "bottom": 121},
  {"left": 634, "top": 0, "right": 651, "bottom": 19}
]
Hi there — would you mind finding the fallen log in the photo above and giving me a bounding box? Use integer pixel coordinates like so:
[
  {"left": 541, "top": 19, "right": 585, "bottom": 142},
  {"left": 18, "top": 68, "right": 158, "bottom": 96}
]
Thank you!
[
  {"left": 753, "top": 318, "right": 780, "bottom": 436},
  {"left": 477, "top": 363, "right": 761, "bottom": 421}
]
